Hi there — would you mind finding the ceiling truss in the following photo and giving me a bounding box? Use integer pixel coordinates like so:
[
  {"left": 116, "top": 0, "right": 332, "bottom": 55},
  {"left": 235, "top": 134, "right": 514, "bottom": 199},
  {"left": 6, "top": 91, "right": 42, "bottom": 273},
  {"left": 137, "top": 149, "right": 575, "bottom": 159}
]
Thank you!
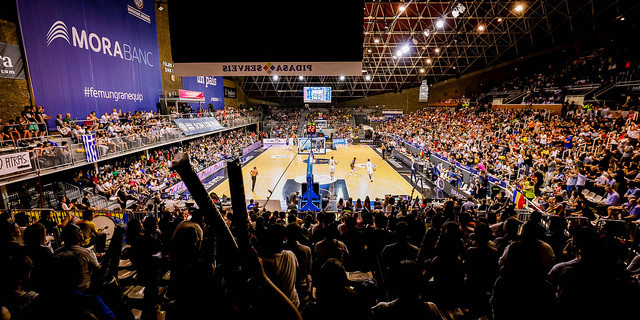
[{"left": 238, "top": 0, "right": 636, "bottom": 103}]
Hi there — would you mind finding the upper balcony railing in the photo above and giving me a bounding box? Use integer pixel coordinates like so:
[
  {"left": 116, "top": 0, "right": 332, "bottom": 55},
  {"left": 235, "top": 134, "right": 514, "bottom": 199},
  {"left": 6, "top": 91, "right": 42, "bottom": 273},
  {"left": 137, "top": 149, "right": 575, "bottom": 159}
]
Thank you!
[{"left": 0, "top": 112, "right": 259, "bottom": 184}]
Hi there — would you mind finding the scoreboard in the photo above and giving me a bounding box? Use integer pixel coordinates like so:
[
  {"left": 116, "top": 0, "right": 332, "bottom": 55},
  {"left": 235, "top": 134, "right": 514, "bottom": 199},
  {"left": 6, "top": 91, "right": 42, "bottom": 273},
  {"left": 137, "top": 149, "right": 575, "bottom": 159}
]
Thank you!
[{"left": 303, "top": 87, "right": 332, "bottom": 103}]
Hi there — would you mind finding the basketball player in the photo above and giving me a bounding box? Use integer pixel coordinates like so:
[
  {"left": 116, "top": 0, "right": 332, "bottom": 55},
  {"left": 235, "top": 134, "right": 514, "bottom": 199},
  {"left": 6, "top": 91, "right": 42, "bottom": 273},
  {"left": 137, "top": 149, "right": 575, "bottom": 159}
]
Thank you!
[
  {"left": 288, "top": 135, "right": 295, "bottom": 151},
  {"left": 366, "top": 159, "right": 374, "bottom": 182},
  {"left": 349, "top": 157, "right": 356, "bottom": 176},
  {"left": 329, "top": 156, "right": 337, "bottom": 179}
]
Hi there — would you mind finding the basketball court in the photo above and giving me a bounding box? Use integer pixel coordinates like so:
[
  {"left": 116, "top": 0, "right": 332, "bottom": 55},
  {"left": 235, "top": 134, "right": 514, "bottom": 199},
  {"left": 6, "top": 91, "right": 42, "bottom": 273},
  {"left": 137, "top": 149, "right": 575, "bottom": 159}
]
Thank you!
[{"left": 210, "top": 144, "right": 415, "bottom": 210}]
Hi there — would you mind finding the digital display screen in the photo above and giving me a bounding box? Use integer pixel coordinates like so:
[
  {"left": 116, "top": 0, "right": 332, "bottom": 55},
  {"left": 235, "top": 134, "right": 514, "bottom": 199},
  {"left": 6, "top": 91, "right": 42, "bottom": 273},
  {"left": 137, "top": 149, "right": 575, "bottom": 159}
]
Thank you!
[{"left": 303, "top": 87, "right": 332, "bottom": 103}]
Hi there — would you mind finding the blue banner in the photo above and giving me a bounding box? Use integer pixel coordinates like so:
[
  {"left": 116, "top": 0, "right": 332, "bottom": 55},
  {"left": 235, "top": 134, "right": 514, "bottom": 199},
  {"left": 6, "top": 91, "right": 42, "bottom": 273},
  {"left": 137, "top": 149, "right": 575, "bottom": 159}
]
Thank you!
[
  {"left": 16, "top": 0, "right": 162, "bottom": 128},
  {"left": 182, "top": 76, "right": 224, "bottom": 109},
  {"left": 173, "top": 117, "right": 223, "bottom": 136}
]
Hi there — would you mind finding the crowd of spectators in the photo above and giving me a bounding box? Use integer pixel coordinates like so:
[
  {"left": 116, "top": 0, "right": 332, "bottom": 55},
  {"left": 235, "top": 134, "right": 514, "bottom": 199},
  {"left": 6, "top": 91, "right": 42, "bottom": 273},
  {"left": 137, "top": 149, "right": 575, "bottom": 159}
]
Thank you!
[
  {"left": 0, "top": 106, "right": 51, "bottom": 147},
  {"left": 380, "top": 104, "right": 640, "bottom": 222},
  {"left": 60, "top": 128, "right": 258, "bottom": 212},
  {"left": 265, "top": 109, "right": 302, "bottom": 139},
  {"left": 485, "top": 45, "right": 637, "bottom": 105},
  {"left": 3, "top": 185, "right": 639, "bottom": 319}
]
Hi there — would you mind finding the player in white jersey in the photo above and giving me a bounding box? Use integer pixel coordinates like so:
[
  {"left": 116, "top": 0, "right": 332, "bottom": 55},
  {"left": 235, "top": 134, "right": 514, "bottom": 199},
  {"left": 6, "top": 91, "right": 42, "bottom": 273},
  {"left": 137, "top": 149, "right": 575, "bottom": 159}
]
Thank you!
[
  {"left": 288, "top": 135, "right": 295, "bottom": 151},
  {"left": 329, "top": 156, "right": 337, "bottom": 179},
  {"left": 365, "top": 159, "right": 374, "bottom": 182}
]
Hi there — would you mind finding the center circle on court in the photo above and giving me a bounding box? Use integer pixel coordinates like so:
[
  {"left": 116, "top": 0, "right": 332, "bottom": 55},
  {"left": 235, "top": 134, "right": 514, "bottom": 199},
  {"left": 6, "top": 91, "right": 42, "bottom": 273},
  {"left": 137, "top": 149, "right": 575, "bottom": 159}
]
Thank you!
[{"left": 294, "top": 174, "right": 337, "bottom": 185}]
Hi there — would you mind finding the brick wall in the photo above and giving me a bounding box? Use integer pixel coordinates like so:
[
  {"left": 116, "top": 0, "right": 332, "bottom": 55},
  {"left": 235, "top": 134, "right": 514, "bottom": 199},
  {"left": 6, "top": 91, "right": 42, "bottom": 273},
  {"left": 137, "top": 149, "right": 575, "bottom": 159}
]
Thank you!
[{"left": 155, "top": 3, "right": 182, "bottom": 96}]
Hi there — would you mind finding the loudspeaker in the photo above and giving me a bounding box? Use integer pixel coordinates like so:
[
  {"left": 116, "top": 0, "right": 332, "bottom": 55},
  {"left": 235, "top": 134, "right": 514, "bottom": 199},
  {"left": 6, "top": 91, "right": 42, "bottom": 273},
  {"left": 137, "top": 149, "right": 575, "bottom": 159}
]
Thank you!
[{"left": 157, "top": 103, "right": 168, "bottom": 115}]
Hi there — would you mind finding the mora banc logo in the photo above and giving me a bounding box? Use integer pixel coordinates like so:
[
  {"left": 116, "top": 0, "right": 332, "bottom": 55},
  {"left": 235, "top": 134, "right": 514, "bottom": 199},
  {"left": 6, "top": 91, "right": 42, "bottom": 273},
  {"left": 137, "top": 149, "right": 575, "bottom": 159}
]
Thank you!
[
  {"left": 46, "top": 21, "right": 70, "bottom": 46},
  {"left": 45, "top": 20, "right": 155, "bottom": 67}
]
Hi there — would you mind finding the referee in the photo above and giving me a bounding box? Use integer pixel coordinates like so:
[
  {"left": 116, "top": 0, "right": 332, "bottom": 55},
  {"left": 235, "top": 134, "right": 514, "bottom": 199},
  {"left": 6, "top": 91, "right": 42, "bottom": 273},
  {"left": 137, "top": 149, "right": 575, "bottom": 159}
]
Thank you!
[{"left": 250, "top": 166, "right": 258, "bottom": 193}]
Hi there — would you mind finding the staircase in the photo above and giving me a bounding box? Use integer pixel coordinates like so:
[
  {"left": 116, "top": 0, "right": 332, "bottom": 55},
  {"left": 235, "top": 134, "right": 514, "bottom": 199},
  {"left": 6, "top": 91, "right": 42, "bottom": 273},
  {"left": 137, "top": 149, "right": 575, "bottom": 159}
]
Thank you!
[{"left": 503, "top": 90, "right": 528, "bottom": 104}]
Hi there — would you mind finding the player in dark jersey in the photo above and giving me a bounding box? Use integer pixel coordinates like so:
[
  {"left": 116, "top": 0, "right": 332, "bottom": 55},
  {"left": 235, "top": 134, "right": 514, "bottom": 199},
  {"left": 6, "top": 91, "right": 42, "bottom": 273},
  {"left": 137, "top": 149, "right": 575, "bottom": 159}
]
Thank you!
[{"left": 349, "top": 157, "right": 356, "bottom": 176}]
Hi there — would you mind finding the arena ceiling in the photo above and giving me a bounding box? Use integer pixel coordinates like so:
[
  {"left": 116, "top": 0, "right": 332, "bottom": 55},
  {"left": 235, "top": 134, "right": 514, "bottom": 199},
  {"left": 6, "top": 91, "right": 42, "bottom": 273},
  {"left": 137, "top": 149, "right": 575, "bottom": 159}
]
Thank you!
[{"left": 237, "top": 0, "right": 639, "bottom": 103}]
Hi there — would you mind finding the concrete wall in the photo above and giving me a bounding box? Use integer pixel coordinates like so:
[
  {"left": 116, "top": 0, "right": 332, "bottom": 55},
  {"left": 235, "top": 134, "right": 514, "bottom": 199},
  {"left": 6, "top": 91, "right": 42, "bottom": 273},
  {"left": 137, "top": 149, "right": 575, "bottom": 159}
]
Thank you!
[
  {"left": 336, "top": 87, "right": 426, "bottom": 112},
  {"left": 336, "top": 62, "right": 520, "bottom": 113},
  {"left": 0, "top": 19, "right": 30, "bottom": 122}
]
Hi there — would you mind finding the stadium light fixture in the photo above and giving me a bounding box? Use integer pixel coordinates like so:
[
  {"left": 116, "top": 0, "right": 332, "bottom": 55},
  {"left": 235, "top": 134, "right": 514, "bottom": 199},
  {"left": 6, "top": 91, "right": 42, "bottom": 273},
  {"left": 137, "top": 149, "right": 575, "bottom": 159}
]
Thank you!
[
  {"left": 426, "top": 58, "right": 432, "bottom": 64},
  {"left": 272, "top": 75, "right": 279, "bottom": 81},
  {"left": 514, "top": 4, "right": 524, "bottom": 12},
  {"left": 436, "top": 19, "right": 445, "bottom": 29},
  {"left": 424, "top": 30, "right": 430, "bottom": 37},
  {"left": 434, "top": 48, "right": 440, "bottom": 53},
  {"left": 477, "top": 25, "right": 485, "bottom": 31},
  {"left": 298, "top": 76, "right": 304, "bottom": 80},
  {"left": 365, "top": 75, "right": 371, "bottom": 81},
  {"left": 419, "top": 68, "right": 425, "bottom": 73},
  {"left": 452, "top": 3, "right": 466, "bottom": 18},
  {"left": 339, "top": 75, "right": 346, "bottom": 81}
]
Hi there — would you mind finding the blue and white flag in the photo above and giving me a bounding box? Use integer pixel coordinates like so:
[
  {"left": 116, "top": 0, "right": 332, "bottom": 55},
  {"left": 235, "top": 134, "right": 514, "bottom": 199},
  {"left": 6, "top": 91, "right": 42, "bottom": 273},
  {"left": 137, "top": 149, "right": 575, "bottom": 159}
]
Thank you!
[{"left": 82, "top": 134, "right": 99, "bottom": 163}]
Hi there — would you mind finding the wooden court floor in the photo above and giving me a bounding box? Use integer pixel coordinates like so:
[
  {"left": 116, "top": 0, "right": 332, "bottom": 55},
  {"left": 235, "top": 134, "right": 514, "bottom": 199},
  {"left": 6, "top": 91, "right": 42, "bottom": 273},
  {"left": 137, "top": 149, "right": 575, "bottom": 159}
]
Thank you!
[{"left": 211, "top": 144, "right": 415, "bottom": 207}]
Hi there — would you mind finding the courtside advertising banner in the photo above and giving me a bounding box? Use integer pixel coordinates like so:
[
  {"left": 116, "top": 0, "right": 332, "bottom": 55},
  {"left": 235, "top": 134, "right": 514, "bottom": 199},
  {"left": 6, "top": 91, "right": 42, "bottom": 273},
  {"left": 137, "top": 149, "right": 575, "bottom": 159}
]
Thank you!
[
  {"left": 182, "top": 76, "right": 224, "bottom": 109},
  {"left": 16, "top": 0, "right": 162, "bottom": 128},
  {"left": 0, "top": 42, "right": 25, "bottom": 79}
]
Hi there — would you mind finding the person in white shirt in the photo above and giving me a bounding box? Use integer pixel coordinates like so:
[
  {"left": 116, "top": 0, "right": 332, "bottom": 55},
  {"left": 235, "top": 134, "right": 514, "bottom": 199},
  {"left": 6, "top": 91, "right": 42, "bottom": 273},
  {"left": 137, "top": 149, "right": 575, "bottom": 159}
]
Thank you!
[
  {"left": 539, "top": 133, "right": 548, "bottom": 146},
  {"left": 288, "top": 135, "right": 295, "bottom": 151},
  {"left": 575, "top": 170, "right": 587, "bottom": 192},
  {"left": 329, "top": 156, "right": 337, "bottom": 179},
  {"left": 627, "top": 124, "right": 639, "bottom": 144},
  {"left": 365, "top": 159, "right": 374, "bottom": 182}
]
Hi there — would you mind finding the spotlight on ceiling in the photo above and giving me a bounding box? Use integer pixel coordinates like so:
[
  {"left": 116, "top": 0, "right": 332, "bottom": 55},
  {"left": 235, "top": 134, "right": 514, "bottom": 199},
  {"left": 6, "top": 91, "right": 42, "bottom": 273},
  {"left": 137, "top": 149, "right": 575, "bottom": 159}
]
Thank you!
[
  {"left": 339, "top": 75, "right": 346, "bottom": 81},
  {"left": 453, "top": 3, "right": 466, "bottom": 17},
  {"left": 426, "top": 58, "right": 432, "bottom": 64},
  {"left": 424, "top": 30, "right": 430, "bottom": 37},
  {"left": 364, "top": 75, "right": 371, "bottom": 81},
  {"left": 419, "top": 68, "right": 425, "bottom": 73},
  {"left": 514, "top": 4, "right": 524, "bottom": 12},
  {"left": 272, "top": 75, "right": 279, "bottom": 81},
  {"left": 374, "top": 38, "right": 380, "bottom": 43},
  {"left": 477, "top": 25, "right": 485, "bottom": 31},
  {"left": 399, "top": 5, "right": 406, "bottom": 12},
  {"left": 434, "top": 48, "right": 440, "bottom": 53},
  {"left": 436, "top": 19, "right": 445, "bottom": 29},
  {"left": 298, "top": 76, "right": 304, "bottom": 80},
  {"left": 497, "top": 18, "right": 503, "bottom": 22},
  {"left": 401, "top": 44, "right": 410, "bottom": 53}
]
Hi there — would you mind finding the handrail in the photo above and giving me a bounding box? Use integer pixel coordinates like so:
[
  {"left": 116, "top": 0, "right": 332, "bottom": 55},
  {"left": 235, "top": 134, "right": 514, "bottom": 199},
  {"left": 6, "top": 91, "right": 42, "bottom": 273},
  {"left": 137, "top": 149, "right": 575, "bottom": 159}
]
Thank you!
[
  {"left": 0, "top": 118, "right": 259, "bottom": 185},
  {"left": 381, "top": 132, "right": 544, "bottom": 212}
]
